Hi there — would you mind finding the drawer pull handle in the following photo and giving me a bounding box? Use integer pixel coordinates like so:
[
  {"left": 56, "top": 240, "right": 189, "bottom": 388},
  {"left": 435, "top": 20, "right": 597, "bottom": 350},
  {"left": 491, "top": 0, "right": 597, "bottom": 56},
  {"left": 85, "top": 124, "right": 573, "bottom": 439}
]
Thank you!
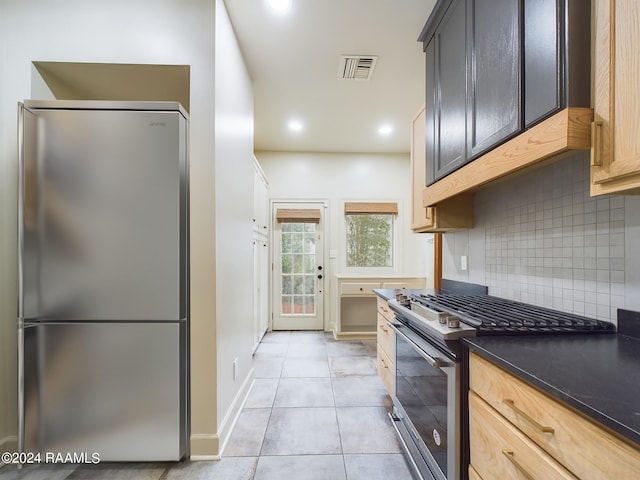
[
  {"left": 380, "top": 357, "right": 389, "bottom": 369},
  {"left": 502, "top": 450, "right": 535, "bottom": 480},
  {"left": 591, "top": 121, "right": 604, "bottom": 167},
  {"left": 379, "top": 324, "right": 389, "bottom": 333},
  {"left": 503, "top": 399, "right": 555, "bottom": 434}
]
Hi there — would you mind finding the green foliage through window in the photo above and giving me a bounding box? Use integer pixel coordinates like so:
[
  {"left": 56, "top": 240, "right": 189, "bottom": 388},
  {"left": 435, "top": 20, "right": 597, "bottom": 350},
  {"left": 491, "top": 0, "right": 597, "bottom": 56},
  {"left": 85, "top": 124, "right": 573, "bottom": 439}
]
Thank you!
[{"left": 346, "top": 214, "right": 393, "bottom": 267}]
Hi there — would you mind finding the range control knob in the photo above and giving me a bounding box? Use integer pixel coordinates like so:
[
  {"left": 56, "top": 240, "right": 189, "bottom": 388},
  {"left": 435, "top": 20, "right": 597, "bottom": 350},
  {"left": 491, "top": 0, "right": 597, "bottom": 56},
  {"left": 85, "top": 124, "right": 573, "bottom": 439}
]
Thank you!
[{"left": 446, "top": 316, "right": 460, "bottom": 328}]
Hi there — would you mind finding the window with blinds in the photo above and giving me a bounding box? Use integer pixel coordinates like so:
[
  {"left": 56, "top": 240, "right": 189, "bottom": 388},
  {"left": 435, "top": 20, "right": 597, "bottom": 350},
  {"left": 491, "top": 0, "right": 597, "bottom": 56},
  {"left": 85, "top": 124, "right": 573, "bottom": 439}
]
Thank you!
[{"left": 344, "top": 202, "right": 397, "bottom": 268}]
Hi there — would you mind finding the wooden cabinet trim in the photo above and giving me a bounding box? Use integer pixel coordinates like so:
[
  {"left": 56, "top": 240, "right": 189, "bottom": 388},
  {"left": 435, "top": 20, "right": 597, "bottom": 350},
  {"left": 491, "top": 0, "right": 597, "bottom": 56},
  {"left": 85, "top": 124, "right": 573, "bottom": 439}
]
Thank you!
[
  {"left": 434, "top": 233, "right": 442, "bottom": 291},
  {"left": 423, "top": 107, "right": 593, "bottom": 207}
]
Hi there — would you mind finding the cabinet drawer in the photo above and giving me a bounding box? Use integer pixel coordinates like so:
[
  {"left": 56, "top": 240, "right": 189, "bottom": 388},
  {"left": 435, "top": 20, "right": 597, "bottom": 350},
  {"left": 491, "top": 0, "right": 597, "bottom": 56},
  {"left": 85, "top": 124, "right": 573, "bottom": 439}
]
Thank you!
[
  {"left": 376, "top": 346, "right": 394, "bottom": 396},
  {"left": 340, "top": 282, "right": 380, "bottom": 295},
  {"left": 376, "top": 313, "right": 395, "bottom": 359},
  {"left": 469, "top": 392, "right": 576, "bottom": 480},
  {"left": 468, "top": 465, "right": 483, "bottom": 480},
  {"left": 470, "top": 352, "right": 640, "bottom": 480},
  {"left": 376, "top": 297, "right": 394, "bottom": 322}
]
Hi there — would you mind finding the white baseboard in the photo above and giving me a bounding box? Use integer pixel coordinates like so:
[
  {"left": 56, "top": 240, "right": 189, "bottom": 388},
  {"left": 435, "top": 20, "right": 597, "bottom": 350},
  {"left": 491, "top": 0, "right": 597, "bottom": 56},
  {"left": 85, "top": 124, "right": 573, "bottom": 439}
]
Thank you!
[
  {"left": 190, "top": 432, "right": 220, "bottom": 458},
  {"left": 189, "top": 453, "right": 221, "bottom": 461},
  {"left": 216, "top": 368, "right": 255, "bottom": 458},
  {"left": 189, "top": 367, "right": 255, "bottom": 460}
]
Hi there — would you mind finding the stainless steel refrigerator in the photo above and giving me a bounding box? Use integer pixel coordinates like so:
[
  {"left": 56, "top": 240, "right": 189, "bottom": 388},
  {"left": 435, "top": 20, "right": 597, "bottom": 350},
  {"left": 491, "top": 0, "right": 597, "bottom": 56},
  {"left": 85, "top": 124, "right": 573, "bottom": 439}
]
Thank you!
[{"left": 17, "top": 100, "right": 189, "bottom": 461}]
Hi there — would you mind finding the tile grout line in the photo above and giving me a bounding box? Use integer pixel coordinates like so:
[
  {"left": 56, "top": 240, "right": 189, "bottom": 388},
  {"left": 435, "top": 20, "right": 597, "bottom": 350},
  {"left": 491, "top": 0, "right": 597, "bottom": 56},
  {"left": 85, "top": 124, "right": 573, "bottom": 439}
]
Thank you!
[
  {"left": 325, "top": 334, "right": 349, "bottom": 480},
  {"left": 251, "top": 337, "right": 286, "bottom": 479}
]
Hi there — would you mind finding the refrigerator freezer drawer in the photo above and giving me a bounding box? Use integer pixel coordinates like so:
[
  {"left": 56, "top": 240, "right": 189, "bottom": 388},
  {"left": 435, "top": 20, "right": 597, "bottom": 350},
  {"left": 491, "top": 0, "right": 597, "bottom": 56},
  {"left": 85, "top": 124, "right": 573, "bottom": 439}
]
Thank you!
[{"left": 23, "top": 322, "right": 187, "bottom": 461}]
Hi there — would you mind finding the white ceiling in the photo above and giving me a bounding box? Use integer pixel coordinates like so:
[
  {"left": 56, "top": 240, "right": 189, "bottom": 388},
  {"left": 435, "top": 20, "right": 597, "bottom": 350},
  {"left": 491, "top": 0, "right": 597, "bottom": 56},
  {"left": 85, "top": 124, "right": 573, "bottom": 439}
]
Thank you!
[{"left": 223, "top": 0, "right": 437, "bottom": 154}]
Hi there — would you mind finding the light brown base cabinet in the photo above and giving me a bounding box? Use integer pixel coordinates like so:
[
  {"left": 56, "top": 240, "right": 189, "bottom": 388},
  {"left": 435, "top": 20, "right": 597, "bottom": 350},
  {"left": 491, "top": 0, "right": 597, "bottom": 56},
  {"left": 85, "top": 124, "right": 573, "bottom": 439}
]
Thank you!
[
  {"left": 375, "top": 296, "right": 395, "bottom": 396},
  {"left": 468, "top": 352, "right": 640, "bottom": 480}
]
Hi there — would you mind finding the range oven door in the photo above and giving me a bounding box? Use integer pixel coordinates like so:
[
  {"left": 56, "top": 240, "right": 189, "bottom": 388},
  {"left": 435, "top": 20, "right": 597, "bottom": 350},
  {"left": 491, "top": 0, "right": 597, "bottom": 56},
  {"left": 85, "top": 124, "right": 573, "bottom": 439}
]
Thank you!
[{"left": 389, "top": 321, "right": 460, "bottom": 480}]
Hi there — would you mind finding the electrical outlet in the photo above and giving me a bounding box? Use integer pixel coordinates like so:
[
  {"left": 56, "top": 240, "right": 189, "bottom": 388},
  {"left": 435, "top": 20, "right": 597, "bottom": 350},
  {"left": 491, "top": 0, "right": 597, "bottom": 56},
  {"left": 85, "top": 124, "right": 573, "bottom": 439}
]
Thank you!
[{"left": 460, "top": 255, "right": 468, "bottom": 271}]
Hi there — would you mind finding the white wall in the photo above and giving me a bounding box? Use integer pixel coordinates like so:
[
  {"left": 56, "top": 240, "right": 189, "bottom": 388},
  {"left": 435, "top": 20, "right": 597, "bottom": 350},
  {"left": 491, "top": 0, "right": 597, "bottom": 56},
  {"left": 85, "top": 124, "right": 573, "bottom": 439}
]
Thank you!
[
  {"left": 257, "top": 151, "right": 432, "bottom": 328},
  {"left": 0, "top": 0, "right": 242, "bottom": 458},
  {"left": 442, "top": 151, "right": 640, "bottom": 325},
  {"left": 213, "top": 0, "right": 256, "bottom": 452}
]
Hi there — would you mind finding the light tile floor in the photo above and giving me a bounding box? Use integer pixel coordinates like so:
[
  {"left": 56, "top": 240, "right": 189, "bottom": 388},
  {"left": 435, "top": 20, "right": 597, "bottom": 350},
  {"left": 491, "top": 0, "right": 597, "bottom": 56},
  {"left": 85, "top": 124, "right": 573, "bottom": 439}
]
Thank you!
[{"left": 0, "top": 331, "right": 414, "bottom": 480}]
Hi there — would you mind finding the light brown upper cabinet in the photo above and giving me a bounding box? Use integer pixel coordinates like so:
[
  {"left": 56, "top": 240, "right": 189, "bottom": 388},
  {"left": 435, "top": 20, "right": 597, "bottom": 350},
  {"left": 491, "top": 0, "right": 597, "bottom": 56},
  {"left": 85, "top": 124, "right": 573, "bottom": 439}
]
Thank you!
[
  {"left": 411, "top": 105, "right": 473, "bottom": 233},
  {"left": 591, "top": 0, "right": 640, "bottom": 195},
  {"left": 410, "top": 106, "right": 429, "bottom": 231}
]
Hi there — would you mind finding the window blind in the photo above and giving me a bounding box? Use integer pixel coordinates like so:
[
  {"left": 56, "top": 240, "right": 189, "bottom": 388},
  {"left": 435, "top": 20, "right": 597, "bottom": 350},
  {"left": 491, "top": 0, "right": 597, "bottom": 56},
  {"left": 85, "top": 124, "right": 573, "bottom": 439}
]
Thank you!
[
  {"left": 344, "top": 202, "right": 398, "bottom": 215},
  {"left": 275, "top": 208, "right": 322, "bottom": 223}
]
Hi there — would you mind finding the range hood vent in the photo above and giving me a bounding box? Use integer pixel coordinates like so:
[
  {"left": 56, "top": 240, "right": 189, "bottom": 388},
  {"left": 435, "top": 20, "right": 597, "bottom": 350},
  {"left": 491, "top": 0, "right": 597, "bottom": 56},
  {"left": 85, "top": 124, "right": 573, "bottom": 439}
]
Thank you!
[{"left": 339, "top": 55, "right": 378, "bottom": 80}]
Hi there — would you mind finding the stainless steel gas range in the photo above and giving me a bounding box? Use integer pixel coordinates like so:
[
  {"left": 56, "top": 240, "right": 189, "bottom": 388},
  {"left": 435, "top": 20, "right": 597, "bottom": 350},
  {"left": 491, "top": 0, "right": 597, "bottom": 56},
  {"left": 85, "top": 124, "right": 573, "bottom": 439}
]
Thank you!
[{"left": 386, "top": 280, "right": 615, "bottom": 480}]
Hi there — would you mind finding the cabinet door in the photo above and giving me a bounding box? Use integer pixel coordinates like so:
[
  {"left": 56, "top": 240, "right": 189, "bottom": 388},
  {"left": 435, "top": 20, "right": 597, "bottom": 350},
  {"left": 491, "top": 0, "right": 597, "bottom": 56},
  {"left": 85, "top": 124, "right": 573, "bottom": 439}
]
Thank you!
[
  {"left": 524, "top": 0, "right": 560, "bottom": 127},
  {"left": 253, "top": 164, "right": 269, "bottom": 231},
  {"left": 467, "top": 0, "right": 521, "bottom": 158},
  {"left": 591, "top": 0, "right": 640, "bottom": 194},
  {"left": 425, "top": 38, "right": 436, "bottom": 186},
  {"left": 434, "top": 0, "right": 467, "bottom": 181},
  {"left": 411, "top": 106, "right": 432, "bottom": 230}
]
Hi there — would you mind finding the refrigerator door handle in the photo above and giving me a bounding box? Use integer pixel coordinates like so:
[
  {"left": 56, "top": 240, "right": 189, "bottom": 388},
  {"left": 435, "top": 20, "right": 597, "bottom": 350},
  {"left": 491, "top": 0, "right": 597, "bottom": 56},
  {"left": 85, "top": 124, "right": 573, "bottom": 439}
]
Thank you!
[
  {"left": 17, "top": 102, "right": 25, "bottom": 456},
  {"left": 17, "top": 102, "right": 25, "bottom": 326}
]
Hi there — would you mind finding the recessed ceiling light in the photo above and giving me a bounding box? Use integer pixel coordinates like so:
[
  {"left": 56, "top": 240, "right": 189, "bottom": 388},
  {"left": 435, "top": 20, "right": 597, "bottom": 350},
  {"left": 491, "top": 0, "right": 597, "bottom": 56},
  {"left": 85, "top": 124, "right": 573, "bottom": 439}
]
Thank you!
[
  {"left": 267, "top": 0, "right": 291, "bottom": 13},
  {"left": 378, "top": 124, "right": 393, "bottom": 136},
  {"left": 288, "top": 119, "right": 303, "bottom": 132}
]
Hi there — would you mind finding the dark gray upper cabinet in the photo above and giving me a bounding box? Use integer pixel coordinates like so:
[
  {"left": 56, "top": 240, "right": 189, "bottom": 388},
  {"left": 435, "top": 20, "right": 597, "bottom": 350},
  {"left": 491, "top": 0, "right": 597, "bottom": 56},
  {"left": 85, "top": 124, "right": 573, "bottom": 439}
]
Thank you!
[
  {"left": 434, "top": 0, "right": 467, "bottom": 181},
  {"left": 467, "top": 0, "right": 521, "bottom": 158},
  {"left": 524, "top": 0, "right": 591, "bottom": 127},
  {"left": 425, "top": 39, "right": 436, "bottom": 186},
  {"left": 420, "top": 0, "right": 590, "bottom": 185},
  {"left": 524, "top": 0, "right": 559, "bottom": 126}
]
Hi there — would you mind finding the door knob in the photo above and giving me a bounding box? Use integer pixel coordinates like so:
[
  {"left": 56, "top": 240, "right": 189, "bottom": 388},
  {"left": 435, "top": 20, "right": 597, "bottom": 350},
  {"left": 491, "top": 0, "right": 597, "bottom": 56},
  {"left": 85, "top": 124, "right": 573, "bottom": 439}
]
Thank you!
[{"left": 317, "top": 274, "right": 323, "bottom": 279}]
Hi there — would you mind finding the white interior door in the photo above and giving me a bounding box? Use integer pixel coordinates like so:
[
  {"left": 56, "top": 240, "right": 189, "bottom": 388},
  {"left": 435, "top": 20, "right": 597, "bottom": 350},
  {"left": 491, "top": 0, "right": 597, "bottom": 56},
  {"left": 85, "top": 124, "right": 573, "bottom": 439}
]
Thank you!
[{"left": 272, "top": 202, "right": 325, "bottom": 330}]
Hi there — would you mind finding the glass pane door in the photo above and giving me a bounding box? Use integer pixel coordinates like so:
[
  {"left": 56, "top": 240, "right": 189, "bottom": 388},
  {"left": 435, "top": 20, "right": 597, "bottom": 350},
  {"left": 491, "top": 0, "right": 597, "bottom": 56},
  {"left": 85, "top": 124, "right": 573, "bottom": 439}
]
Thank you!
[
  {"left": 272, "top": 203, "right": 324, "bottom": 330},
  {"left": 281, "top": 222, "right": 317, "bottom": 315}
]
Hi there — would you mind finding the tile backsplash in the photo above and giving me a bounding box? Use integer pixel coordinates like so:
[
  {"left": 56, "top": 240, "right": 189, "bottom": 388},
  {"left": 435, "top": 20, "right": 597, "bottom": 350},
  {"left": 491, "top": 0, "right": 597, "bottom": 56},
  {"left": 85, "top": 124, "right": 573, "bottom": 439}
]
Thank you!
[{"left": 475, "top": 152, "right": 624, "bottom": 322}]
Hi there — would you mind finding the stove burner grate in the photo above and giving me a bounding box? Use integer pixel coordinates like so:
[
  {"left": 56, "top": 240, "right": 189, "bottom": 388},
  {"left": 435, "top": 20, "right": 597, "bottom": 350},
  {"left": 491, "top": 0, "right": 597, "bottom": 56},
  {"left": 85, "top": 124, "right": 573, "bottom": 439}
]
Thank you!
[{"left": 410, "top": 293, "right": 616, "bottom": 333}]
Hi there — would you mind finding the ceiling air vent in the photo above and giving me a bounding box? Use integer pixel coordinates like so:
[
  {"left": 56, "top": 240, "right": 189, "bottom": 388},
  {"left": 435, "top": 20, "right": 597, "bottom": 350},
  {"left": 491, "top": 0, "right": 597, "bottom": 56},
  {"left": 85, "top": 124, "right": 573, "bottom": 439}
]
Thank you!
[{"left": 339, "top": 55, "right": 378, "bottom": 80}]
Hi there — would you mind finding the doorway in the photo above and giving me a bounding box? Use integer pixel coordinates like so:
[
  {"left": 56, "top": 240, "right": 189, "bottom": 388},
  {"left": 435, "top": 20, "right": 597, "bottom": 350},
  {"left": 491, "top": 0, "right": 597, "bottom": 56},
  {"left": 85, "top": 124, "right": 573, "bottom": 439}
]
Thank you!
[{"left": 272, "top": 202, "right": 325, "bottom": 330}]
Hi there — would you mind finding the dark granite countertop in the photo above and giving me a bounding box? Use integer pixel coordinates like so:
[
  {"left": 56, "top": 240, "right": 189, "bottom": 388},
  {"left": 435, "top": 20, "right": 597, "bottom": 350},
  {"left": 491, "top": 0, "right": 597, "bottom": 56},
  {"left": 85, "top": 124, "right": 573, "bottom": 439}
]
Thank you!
[{"left": 463, "top": 333, "right": 640, "bottom": 447}]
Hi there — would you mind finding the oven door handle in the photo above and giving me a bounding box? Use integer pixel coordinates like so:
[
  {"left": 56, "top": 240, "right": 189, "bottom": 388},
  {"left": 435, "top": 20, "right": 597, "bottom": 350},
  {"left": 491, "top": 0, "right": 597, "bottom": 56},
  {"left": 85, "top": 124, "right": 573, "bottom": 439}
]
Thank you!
[{"left": 388, "top": 322, "right": 444, "bottom": 369}]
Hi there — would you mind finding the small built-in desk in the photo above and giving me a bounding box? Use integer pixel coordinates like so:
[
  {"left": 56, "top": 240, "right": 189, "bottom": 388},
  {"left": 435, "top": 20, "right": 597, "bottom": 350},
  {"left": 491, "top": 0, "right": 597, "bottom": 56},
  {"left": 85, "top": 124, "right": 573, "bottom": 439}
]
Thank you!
[{"left": 331, "top": 275, "right": 426, "bottom": 340}]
